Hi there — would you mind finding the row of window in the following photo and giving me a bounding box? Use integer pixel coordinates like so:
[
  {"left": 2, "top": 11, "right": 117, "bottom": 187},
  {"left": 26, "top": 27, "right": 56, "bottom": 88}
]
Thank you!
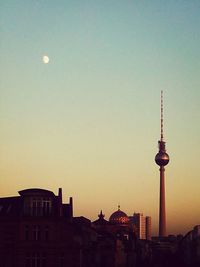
[
  {"left": 24, "top": 198, "right": 53, "bottom": 216},
  {"left": 25, "top": 225, "right": 49, "bottom": 241},
  {"left": 25, "top": 252, "right": 64, "bottom": 267}
]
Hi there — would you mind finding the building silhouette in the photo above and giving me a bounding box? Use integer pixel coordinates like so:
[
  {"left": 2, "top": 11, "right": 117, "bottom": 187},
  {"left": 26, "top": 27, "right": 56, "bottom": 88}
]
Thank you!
[
  {"left": 145, "top": 216, "right": 152, "bottom": 241},
  {"left": 0, "top": 188, "right": 153, "bottom": 267},
  {"left": 92, "top": 208, "right": 152, "bottom": 267},
  {"left": 0, "top": 188, "right": 96, "bottom": 267},
  {"left": 93, "top": 207, "right": 151, "bottom": 241},
  {"left": 1, "top": 94, "right": 198, "bottom": 266}
]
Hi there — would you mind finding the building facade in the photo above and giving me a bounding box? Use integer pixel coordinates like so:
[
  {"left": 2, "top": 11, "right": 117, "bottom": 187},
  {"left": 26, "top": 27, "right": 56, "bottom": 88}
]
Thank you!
[
  {"left": 129, "top": 213, "right": 151, "bottom": 240},
  {"left": 0, "top": 188, "right": 97, "bottom": 267}
]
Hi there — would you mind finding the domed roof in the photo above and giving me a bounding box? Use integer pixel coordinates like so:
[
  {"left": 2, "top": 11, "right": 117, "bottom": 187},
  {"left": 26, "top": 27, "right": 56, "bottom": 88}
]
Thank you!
[{"left": 109, "top": 206, "right": 129, "bottom": 224}]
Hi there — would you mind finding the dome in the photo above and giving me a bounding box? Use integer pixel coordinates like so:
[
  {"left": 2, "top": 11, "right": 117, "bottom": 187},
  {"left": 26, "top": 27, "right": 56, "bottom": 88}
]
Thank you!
[{"left": 109, "top": 206, "right": 129, "bottom": 224}]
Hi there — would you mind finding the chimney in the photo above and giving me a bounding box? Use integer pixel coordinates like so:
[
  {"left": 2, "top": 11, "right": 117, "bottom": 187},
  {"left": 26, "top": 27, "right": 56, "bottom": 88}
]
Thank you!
[
  {"left": 58, "top": 188, "right": 63, "bottom": 217},
  {"left": 69, "top": 197, "right": 73, "bottom": 218}
]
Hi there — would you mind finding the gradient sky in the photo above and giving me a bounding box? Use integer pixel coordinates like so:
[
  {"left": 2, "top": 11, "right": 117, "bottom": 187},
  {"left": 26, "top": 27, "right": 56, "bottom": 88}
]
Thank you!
[{"left": 0, "top": 0, "right": 200, "bottom": 235}]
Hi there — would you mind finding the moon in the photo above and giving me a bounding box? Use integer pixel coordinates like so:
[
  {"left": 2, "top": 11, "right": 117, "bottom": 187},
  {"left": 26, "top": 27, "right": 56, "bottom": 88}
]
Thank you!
[{"left": 43, "top": 55, "right": 49, "bottom": 64}]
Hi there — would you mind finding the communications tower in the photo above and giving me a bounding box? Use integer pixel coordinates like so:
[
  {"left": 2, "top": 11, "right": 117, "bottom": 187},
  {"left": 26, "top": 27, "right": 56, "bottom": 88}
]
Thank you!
[{"left": 155, "top": 91, "right": 170, "bottom": 237}]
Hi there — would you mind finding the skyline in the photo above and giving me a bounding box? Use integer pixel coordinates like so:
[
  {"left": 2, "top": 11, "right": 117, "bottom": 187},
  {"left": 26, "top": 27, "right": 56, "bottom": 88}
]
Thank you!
[{"left": 1, "top": 1, "right": 200, "bottom": 235}]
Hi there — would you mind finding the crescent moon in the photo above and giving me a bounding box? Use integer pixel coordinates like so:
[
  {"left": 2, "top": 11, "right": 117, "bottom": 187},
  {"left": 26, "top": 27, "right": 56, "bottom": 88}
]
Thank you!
[{"left": 43, "top": 55, "right": 49, "bottom": 64}]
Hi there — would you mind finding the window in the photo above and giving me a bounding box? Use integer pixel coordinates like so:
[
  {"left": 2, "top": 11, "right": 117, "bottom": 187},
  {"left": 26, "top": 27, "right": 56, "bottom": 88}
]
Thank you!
[
  {"left": 25, "top": 225, "right": 29, "bottom": 241},
  {"left": 42, "top": 198, "right": 51, "bottom": 216},
  {"left": 25, "top": 252, "right": 30, "bottom": 267},
  {"left": 24, "top": 197, "right": 52, "bottom": 216},
  {"left": 33, "top": 225, "right": 41, "bottom": 241},
  {"left": 25, "top": 252, "right": 46, "bottom": 267},
  {"left": 32, "top": 252, "right": 40, "bottom": 267},
  {"left": 31, "top": 198, "right": 52, "bottom": 216},
  {"left": 7, "top": 204, "right": 11, "bottom": 213},
  {"left": 59, "top": 253, "right": 64, "bottom": 267},
  {"left": 41, "top": 253, "right": 46, "bottom": 267},
  {"left": 32, "top": 199, "right": 42, "bottom": 216},
  {"left": 45, "top": 226, "right": 49, "bottom": 241}
]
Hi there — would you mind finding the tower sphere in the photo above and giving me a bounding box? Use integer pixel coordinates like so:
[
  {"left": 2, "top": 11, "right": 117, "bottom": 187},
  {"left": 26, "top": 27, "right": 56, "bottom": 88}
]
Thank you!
[{"left": 155, "top": 151, "right": 169, "bottom": 166}]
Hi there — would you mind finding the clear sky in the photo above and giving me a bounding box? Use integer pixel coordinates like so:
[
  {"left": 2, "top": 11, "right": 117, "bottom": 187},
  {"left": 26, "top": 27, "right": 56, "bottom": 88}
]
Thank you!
[{"left": 0, "top": 0, "right": 200, "bottom": 235}]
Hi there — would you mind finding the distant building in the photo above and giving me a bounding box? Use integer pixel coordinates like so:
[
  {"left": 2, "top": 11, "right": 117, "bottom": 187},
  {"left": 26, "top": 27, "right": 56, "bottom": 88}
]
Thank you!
[
  {"left": 146, "top": 216, "right": 152, "bottom": 240},
  {"left": 129, "top": 213, "right": 152, "bottom": 240},
  {"left": 92, "top": 208, "right": 150, "bottom": 267}
]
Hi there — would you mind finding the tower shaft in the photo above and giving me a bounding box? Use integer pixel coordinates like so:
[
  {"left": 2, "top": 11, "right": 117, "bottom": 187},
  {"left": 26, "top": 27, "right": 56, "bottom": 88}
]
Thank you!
[
  {"left": 159, "top": 166, "right": 166, "bottom": 237},
  {"left": 155, "top": 91, "right": 169, "bottom": 238}
]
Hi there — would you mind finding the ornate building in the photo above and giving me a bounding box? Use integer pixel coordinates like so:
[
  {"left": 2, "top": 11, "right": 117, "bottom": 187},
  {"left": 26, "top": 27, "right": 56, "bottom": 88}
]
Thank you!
[
  {"left": 93, "top": 208, "right": 137, "bottom": 267},
  {"left": 93, "top": 207, "right": 153, "bottom": 267},
  {"left": 109, "top": 206, "right": 130, "bottom": 225}
]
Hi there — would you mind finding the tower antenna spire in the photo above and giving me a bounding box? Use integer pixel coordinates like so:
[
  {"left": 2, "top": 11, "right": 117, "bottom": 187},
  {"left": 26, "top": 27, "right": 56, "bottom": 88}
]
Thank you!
[{"left": 161, "top": 90, "right": 164, "bottom": 141}]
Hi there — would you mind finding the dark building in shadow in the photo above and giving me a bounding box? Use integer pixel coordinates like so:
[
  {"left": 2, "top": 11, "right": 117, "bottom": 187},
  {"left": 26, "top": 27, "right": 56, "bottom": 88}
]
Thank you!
[
  {"left": 2, "top": 188, "right": 196, "bottom": 267},
  {"left": 93, "top": 209, "right": 137, "bottom": 267},
  {"left": 0, "top": 188, "right": 97, "bottom": 267},
  {"left": 0, "top": 188, "right": 154, "bottom": 267},
  {"left": 177, "top": 225, "right": 200, "bottom": 267},
  {"left": 92, "top": 208, "right": 152, "bottom": 267}
]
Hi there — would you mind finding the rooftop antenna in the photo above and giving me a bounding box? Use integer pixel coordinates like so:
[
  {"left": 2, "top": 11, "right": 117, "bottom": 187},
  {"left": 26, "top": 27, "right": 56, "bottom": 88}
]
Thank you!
[{"left": 161, "top": 90, "right": 164, "bottom": 141}]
